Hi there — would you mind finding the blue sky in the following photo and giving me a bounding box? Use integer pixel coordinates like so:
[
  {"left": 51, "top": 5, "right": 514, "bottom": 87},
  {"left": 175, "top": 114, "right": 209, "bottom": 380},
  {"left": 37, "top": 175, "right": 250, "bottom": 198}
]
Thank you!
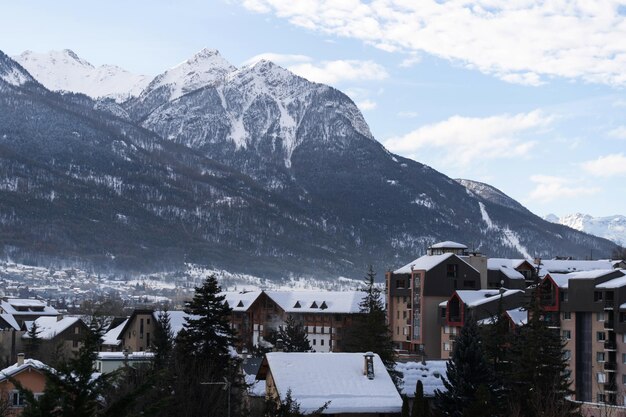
[{"left": 2, "top": 0, "right": 626, "bottom": 218}]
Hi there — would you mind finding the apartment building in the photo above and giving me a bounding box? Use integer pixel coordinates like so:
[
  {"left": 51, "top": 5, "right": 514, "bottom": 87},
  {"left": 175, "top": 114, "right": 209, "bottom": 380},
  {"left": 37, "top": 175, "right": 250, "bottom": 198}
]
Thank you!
[
  {"left": 540, "top": 268, "right": 626, "bottom": 405},
  {"left": 386, "top": 242, "right": 482, "bottom": 358},
  {"left": 437, "top": 288, "right": 526, "bottom": 358}
]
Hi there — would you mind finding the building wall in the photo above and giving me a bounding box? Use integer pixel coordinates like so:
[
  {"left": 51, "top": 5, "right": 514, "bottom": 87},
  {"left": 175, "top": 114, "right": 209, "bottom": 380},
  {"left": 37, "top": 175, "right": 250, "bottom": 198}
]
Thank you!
[
  {"left": 0, "top": 368, "right": 46, "bottom": 416},
  {"left": 122, "top": 312, "right": 156, "bottom": 352},
  {"left": 562, "top": 311, "right": 577, "bottom": 395},
  {"left": 421, "top": 296, "right": 448, "bottom": 359}
]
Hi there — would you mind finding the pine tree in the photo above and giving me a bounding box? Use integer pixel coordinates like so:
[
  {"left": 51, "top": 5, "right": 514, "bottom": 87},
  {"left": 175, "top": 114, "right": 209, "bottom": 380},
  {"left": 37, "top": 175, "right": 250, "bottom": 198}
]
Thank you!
[
  {"left": 167, "top": 275, "right": 242, "bottom": 417},
  {"left": 343, "top": 265, "right": 396, "bottom": 380},
  {"left": 434, "top": 319, "right": 504, "bottom": 417},
  {"left": 411, "top": 380, "right": 429, "bottom": 417},
  {"left": 24, "top": 320, "right": 42, "bottom": 359},
  {"left": 480, "top": 290, "right": 513, "bottom": 383},
  {"left": 152, "top": 309, "right": 174, "bottom": 370},
  {"left": 265, "top": 389, "right": 329, "bottom": 417},
  {"left": 401, "top": 396, "right": 410, "bottom": 417},
  {"left": 506, "top": 291, "right": 576, "bottom": 417},
  {"left": 278, "top": 315, "right": 311, "bottom": 352}
]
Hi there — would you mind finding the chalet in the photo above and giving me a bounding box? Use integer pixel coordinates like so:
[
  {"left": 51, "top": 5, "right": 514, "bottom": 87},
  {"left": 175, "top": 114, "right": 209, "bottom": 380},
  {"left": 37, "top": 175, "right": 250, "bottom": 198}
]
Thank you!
[
  {"left": 0, "top": 298, "right": 58, "bottom": 328},
  {"left": 22, "top": 316, "right": 90, "bottom": 360},
  {"left": 0, "top": 354, "right": 49, "bottom": 416},
  {"left": 258, "top": 352, "right": 402, "bottom": 416},
  {"left": 487, "top": 258, "right": 535, "bottom": 288}
]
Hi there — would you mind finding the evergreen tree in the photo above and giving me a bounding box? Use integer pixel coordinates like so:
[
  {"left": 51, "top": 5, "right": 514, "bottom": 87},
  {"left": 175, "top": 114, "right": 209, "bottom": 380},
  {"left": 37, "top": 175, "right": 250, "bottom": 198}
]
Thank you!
[
  {"left": 265, "top": 389, "right": 329, "bottom": 417},
  {"left": 506, "top": 291, "right": 576, "bottom": 417},
  {"left": 24, "top": 320, "right": 42, "bottom": 359},
  {"left": 343, "top": 265, "right": 396, "bottom": 380},
  {"left": 401, "top": 396, "right": 410, "bottom": 417},
  {"left": 434, "top": 319, "right": 504, "bottom": 417},
  {"left": 278, "top": 315, "right": 311, "bottom": 352},
  {"left": 411, "top": 380, "right": 429, "bottom": 417},
  {"left": 152, "top": 309, "right": 174, "bottom": 370},
  {"left": 165, "top": 275, "right": 242, "bottom": 417},
  {"left": 480, "top": 290, "right": 513, "bottom": 384}
]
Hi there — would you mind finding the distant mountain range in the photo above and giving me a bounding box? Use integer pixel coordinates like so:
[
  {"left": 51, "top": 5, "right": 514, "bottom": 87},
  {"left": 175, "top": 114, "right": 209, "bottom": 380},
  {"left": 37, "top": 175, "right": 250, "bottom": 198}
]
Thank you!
[
  {"left": 545, "top": 213, "right": 626, "bottom": 247},
  {"left": 0, "top": 48, "right": 619, "bottom": 279}
]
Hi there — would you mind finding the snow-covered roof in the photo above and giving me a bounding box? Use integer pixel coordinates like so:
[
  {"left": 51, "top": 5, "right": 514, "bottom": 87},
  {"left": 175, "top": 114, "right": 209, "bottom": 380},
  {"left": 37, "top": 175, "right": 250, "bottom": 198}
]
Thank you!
[
  {"left": 596, "top": 273, "right": 626, "bottom": 289},
  {"left": 221, "top": 291, "right": 262, "bottom": 312},
  {"left": 395, "top": 253, "right": 474, "bottom": 274},
  {"left": 455, "top": 289, "right": 523, "bottom": 308},
  {"left": 537, "top": 259, "right": 618, "bottom": 274},
  {"left": 0, "top": 313, "right": 20, "bottom": 330},
  {"left": 430, "top": 241, "right": 467, "bottom": 249},
  {"left": 264, "top": 291, "right": 365, "bottom": 314},
  {"left": 0, "top": 298, "right": 58, "bottom": 316},
  {"left": 96, "top": 351, "right": 154, "bottom": 361},
  {"left": 102, "top": 319, "right": 127, "bottom": 346},
  {"left": 396, "top": 360, "right": 447, "bottom": 397},
  {"left": 0, "top": 358, "right": 50, "bottom": 382},
  {"left": 265, "top": 352, "right": 402, "bottom": 414},
  {"left": 152, "top": 310, "right": 200, "bottom": 336},
  {"left": 23, "top": 316, "right": 84, "bottom": 340},
  {"left": 547, "top": 274, "right": 570, "bottom": 289},
  {"left": 497, "top": 267, "right": 525, "bottom": 280},
  {"left": 488, "top": 258, "right": 529, "bottom": 270},
  {"left": 506, "top": 308, "right": 528, "bottom": 326}
]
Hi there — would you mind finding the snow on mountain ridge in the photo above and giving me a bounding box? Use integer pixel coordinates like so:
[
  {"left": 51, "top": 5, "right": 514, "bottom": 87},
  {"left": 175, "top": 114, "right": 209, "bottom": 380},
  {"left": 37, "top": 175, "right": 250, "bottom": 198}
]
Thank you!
[
  {"left": 14, "top": 49, "right": 150, "bottom": 101},
  {"left": 0, "top": 51, "right": 35, "bottom": 87},
  {"left": 546, "top": 213, "right": 626, "bottom": 246}
]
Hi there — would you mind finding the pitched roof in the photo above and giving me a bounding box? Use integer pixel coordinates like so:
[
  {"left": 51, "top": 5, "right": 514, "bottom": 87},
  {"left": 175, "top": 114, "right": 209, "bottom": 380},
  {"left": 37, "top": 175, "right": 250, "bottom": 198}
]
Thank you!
[
  {"left": 23, "top": 316, "right": 84, "bottom": 340},
  {"left": 0, "top": 313, "right": 20, "bottom": 330},
  {"left": 220, "top": 291, "right": 263, "bottom": 312},
  {"left": 537, "top": 259, "right": 617, "bottom": 275},
  {"left": 0, "top": 298, "right": 58, "bottom": 316},
  {"left": 455, "top": 289, "right": 523, "bottom": 308},
  {"left": 102, "top": 319, "right": 127, "bottom": 346},
  {"left": 487, "top": 258, "right": 531, "bottom": 270},
  {"left": 595, "top": 272, "right": 626, "bottom": 289},
  {"left": 394, "top": 253, "right": 476, "bottom": 274},
  {"left": 0, "top": 359, "right": 50, "bottom": 382},
  {"left": 264, "top": 352, "right": 402, "bottom": 414},
  {"left": 264, "top": 291, "right": 365, "bottom": 314}
]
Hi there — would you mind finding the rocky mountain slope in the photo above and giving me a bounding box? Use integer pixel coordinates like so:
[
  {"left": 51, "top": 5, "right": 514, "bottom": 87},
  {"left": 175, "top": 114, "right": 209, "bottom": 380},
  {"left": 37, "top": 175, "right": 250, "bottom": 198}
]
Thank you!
[
  {"left": 0, "top": 49, "right": 618, "bottom": 279},
  {"left": 545, "top": 213, "right": 626, "bottom": 246}
]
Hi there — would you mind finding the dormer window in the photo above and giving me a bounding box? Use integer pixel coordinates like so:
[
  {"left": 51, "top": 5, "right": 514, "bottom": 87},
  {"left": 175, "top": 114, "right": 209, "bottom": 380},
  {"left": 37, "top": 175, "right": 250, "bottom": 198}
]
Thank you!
[
  {"left": 320, "top": 301, "right": 328, "bottom": 310},
  {"left": 310, "top": 301, "right": 318, "bottom": 309},
  {"left": 293, "top": 301, "right": 301, "bottom": 308},
  {"left": 237, "top": 300, "right": 244, "bottom": 308}
]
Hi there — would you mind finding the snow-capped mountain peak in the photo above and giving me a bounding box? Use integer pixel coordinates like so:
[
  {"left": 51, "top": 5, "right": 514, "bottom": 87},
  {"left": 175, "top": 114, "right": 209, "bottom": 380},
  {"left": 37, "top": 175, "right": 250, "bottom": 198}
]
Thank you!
[
  {"left": 0, "top": 50, "right": 35, "bottom": 87},
  {"left": 14, "top": 49, "right": 150, "bottom": 102},
  {"left": 139, "top": 48, "right": 236, "bottom": 102},
  {"left": 545, "top": 213, "right": 626, "bottom": 246}
]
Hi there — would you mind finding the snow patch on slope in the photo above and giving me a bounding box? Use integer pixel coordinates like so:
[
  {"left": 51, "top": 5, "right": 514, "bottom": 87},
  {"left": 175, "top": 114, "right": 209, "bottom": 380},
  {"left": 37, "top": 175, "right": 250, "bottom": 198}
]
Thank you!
[
  {"left": 479, "top": 202, "right": 531, "bottom": 258},
  {"left": 14, "top": 49, "right": 150, "bottom": 101}
]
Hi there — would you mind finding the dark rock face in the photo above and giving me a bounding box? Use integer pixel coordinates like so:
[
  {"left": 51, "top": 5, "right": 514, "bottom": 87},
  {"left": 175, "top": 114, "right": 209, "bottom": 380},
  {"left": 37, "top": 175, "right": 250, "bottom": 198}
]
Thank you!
[{"left": 0, "top": 50, "right": 617, "bottom": 278}]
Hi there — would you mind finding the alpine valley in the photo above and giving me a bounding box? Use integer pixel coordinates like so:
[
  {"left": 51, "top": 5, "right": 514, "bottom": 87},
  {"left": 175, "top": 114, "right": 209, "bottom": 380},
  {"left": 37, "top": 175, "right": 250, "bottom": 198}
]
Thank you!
[{"left": 0, "top": 48, "right": 619, "bottom": 280}]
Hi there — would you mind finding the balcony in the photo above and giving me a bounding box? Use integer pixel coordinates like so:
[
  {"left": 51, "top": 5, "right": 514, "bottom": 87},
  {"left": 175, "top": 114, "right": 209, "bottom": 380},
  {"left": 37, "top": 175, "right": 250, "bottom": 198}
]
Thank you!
[
  {"left": 605, "top": 299, "right": 615, "bottom": 310},
  {"left": 604, "top": 321, "right": 615, "bottom": 330},
  {"left": 604, "top": 382, "right": 618, "bottom": 393},
  {"left": 604, "top": 361, "right": 617, "bottom": 371},
  {"left": 604, "top": 341, "right": 617, "bottom": 351}
]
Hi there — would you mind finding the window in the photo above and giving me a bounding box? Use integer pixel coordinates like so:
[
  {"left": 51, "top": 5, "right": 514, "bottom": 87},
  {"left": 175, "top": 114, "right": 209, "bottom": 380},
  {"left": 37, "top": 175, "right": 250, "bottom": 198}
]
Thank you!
[
  {"left": 446, "top": 264, "right": 458, "bottom": 278},
  {"left": 623, "top": 333, "right": 626, "bottom": 343},
  {"left": 441, "top": 308, "right": 446, "bottom": 318},
  {"left": 597, "top": 312, "right": 606, "bottom": 322},
  {"left": 598, "top": 373, "right": 607, "bottom": 383},
  {"left": 622, "top": 374, "right": 626, "bottom": 384},
  {"left": 72, "top": 340, "right": 79, "bottom": 348},
  {"left": 597, "top": 352, "right": 606, "bottom": 362},
  {"left": 563, "top": 350, "right": 571, "bottom": 360},
  {"left": 74, "top": 326, "right": 80, "bottom": 334},
  {"left": 397, "top": 326, "right": 399, "bottom": 335},
  {"left": 320, "top": 339, "right": 324, "bottom": 346},
  {"left": 563, "top": 312, "right": 571, "bottom": 320},
  {"left": 403, "top": 296, "right": 407, "bottom": 303},
  {"left": 623, "top": 353, "right": 626, "bottom": 364},
  {"left": 597, "top": 332, "right": 607, "bottom": 341},
  {"left": 10, "top": 390, "right": 24, "bottom": 407},
  {"left": 146, "top": 332, "right": 150, "bottom": 346},
  {"left": 562, "top": 330, "right": 571, "bottom": 340},
  {"left": 560, "top": 291, "right": 568, "bottom": 302},
  {"left": 595, "top": 291, "right": 604, "bottom": 302},
  {"left": 597, "top": 393, "right": 606, "bottom": 403},
  {"left": 147, "top": 318, "right": 150, "bottom": 325},
  {"left": 403, "top": 311, "right": 407, "bottom": 319},
  {"left": 397, "top": 311, "right": 400, "bottom": 319},
  {"left": 312, "top": 339, "right": 316, "bottom": 346},
  {"left": 140, "top": 318, "right": 144, "bottom": 339},
  {"left": 443, "top": 342, "right": 451, "bottom": 351}
]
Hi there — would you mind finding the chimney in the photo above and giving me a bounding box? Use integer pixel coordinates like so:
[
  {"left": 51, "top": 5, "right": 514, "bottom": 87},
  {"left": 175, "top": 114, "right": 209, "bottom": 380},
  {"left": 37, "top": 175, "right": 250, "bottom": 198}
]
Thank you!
[
  {"left": 274, "top": 338, "right": 284, "bottom": 352},
  {"left": 363, "top": 352, "right": 375, "bottom": 380},
  {"left": 17, "top": 353, "right": 25, "bottom": 366}
]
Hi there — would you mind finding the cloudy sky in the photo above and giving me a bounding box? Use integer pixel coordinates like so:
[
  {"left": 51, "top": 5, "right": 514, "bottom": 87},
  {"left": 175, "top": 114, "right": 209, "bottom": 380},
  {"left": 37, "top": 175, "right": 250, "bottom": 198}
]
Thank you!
[{"left": 2, "top": 0, "right": 626, "bottom": 218}]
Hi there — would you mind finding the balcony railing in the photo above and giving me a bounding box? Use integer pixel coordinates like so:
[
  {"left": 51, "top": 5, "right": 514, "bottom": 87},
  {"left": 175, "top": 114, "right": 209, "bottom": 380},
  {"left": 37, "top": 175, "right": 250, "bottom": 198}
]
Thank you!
[
  {"left": 604, "top": 361, "right": 617, "bottom": 371},
  {"left": 605, "top": 341, "right": 617, "bottom": 351},
  {"left": 604, "top": 321, "right": 615, "bottom": 330},
  {"left": 605, "top": 299, "right": 615, "bottom": 309},
  {"left": 604, "top": 382, "right": 618, "bottom": 393}
]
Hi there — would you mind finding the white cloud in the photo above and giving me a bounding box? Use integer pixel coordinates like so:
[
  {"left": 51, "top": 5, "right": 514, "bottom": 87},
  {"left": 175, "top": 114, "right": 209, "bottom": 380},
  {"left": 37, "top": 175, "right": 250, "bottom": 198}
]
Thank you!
[
  {"left": 356, "top": 99, "right": 377, "bottom": 110},
  {"left": 608, "top": 126, "right": 626, "bottom": 140},
  {"left": 582, "top": 153, "right": 626, "bottom": 177},
  {"left": 383, "top": 110, "right": 552, "bottom": 167},
  {"left": 528, "top": 175, "right": 600, "bottom": 203},
  {"left": 243, "top": 53, "right": 388, "bottom": 85},
  {"left": 399, "top": 53, "right": 421, "bottom": 68},
  {"left": 240, "top": 0, "right": 626, "bottom": 87},
  {"left": 288, "top": 60, "right": 388, "bottom": 85}
]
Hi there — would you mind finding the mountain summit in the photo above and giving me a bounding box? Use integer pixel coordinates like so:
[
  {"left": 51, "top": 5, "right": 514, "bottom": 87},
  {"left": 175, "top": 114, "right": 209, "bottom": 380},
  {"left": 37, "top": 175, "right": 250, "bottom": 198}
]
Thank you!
[{"left": 0, "top": 48, "right": 619, "bottom": 278}]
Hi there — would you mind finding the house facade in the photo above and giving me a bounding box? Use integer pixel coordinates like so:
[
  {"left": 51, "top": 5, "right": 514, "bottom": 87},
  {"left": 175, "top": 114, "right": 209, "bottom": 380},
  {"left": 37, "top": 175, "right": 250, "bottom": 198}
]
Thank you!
[{"left": 0, "top": 354, "right": 49, "bottom": 416}]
